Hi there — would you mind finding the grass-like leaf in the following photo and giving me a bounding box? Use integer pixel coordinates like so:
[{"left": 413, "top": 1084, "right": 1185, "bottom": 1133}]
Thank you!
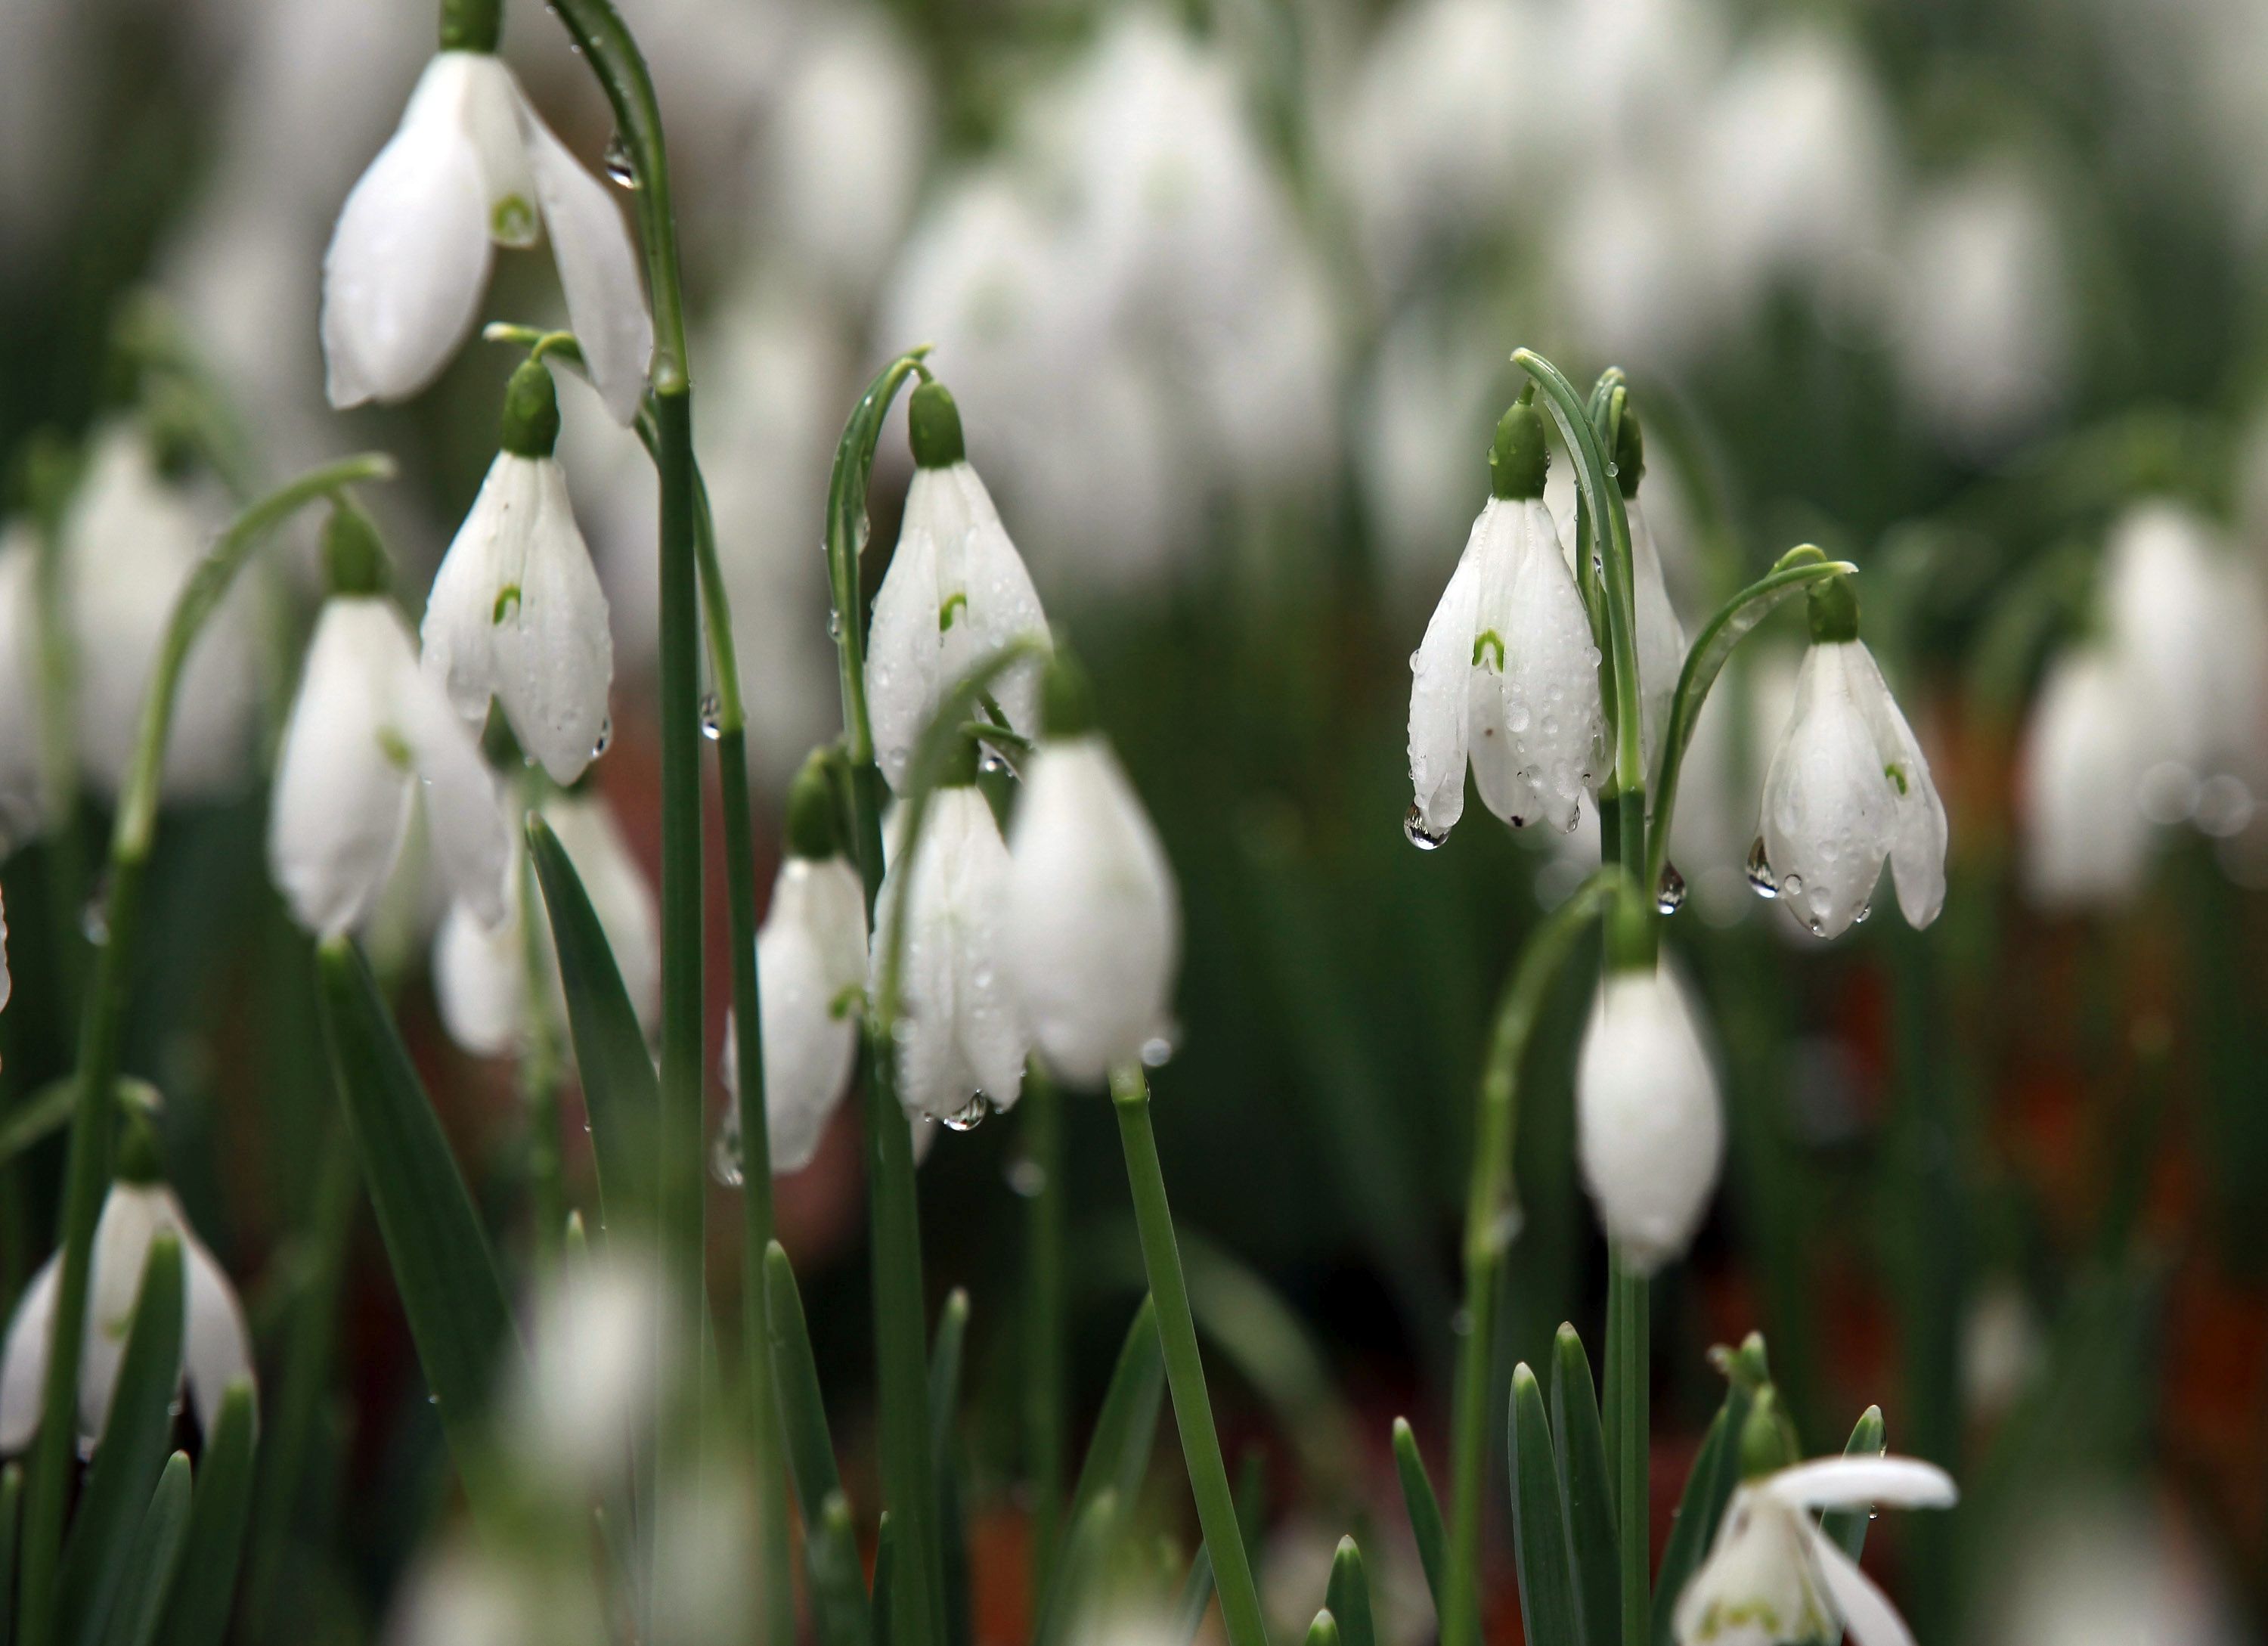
[
  {"left": 1649, "top": 1384, "right": 1753, "bottom": 1646},
  {"left": 95, "top": 1452, "right": 191, "bottom": 1646},
  {"left": 1820, "top": 1406, "right": 1886, "bottom": 1562},
  {"left": 1550, "top": 1326, "right": 1619, "bottom": 1646},
  {"left": 1508, "top": 1365, "right": 1581, "bottom": 1646},
  {"left": 1031, "top": 1489, "right": 1117, "bottom": 1646},
  {"left": 154, "top": 1379, "right": 256, "bottom": 1646},
  {"left": 1326, "top": 1536, "right": 1377, "bottom": 1646},
  {"left": 1390, "top": 1418, "right": 1452, "bottom": 1624}
]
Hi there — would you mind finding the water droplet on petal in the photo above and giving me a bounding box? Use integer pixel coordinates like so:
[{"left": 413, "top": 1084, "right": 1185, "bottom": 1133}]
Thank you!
[
  {"left": 942, "top": 1095, "right": 990, "bottom": 1132},
  {"left": 591, "top": 716, "right": 613, "bottom": 758},
  {"left": 1404, "top": 803, "right": 1449, "bottom": 851},
  {"left": 1852, "top": 899, "right": 1873, "bottom": 925},
  {"left": 603, "top": 133, "right": 639, "bottom": 188},
  {"left": 1139, "top": 1034, "right": 1175, "bottom": 1068},
  {"left": 699, "top": 693, "right": 723, "bottom": 739},
  {"left": 1656, "top": 860, "right": 1687, "bottom": 915},
  {"left": 1780, "top": 872, "right": 1804, "bottom": 900},
  {"left": 1746, "top": 835, "right": 1780, "bottom": 899}
]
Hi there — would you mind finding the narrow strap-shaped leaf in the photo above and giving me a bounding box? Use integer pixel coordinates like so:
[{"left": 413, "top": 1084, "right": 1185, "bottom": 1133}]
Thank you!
[
  {"left": 1170, "top": 1542, "right": 1216, "bottom": 1646},
  {"left": 94, "top": 1453, "right": 191, "bottom": 1646},
  {"left": 929, "top": 1294, "right": 973, "bottom": 1646},
  {"left": 1304, "top": 1611, "right": 1340, "bottom": 1646},
  {"left": 1031, "top": 1489, "right": 1117, "bottom": 1646},
  {"left": 1550, "top": 1327, "right": 1619, "bottom": 1646},
  {"left": 1818, "top": 1406, "right": 1886, "bottom": 1562},
  {"left": 57, "top": 1235, "right": 186, "bottom": 1646},
  {"left": 154, "top": 1379, "right": 256, "bottom": 1646},
  {"left": 528, "top": 814, "right": 658, "bottom": 1222},
  {"left": 1060, "top": 1299, "right": 1163, "bottom": 1548},
  {"left": 1644, "top": 547, "right": 1857, "bottom": 890},
  {"left": 0, "top": 1461, "right": 22, "bottom": 1646},
  {"left": 763, "top": 1242, "right": 844, "bottom": 1520},
  {"left": 928, "top": 1290, "right": 969, "bottom": 1477},
  {"left": 1649, "top": 1386, "right": 1752, "bottom": 1646},
  {"left": 872, "top": 1512, "right": 896, "bottom": 1646},
  {"left": 314, "top": 938, "right": 518, "bottom": 1483},
  {"left": 1508, "top": 1365, "right": 1581, "bottom": 1646},
  {"left": 1390, "top": 1418, "right": 1452, "bottom": 1622},
  {"left": 1325, "top": 1537, "right": 1376, "bottom": 1646},
  {"left": 808, "top": 1490, "right": 873, "bottom": 1646}
]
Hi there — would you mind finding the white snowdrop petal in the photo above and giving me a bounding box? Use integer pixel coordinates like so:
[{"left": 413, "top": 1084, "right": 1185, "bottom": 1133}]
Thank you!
[
  {"left": 1576, "top": 970, "right": 1722, "bottom": 1272},
  {"left": 1628, "top": 498, "right": 1688, "bottom": 775},
  {"left": 1492, "top": 499, "right": 1603, "bottom": 832},
  {"left": 947, "top": 812, "right": 1027, "bottom": 1114},
  {"left": 321, "top": 57, "right": 494, "bottom": 406},
  {"left": 865, "top": 522, "right": 943, "bottom": 793},
  {"left": 434, "top": 895, "right": 528, "bottom": 1057},
  {"left": 748, "top": 856, "right": 868, "bottom": 1172},
  {"left": 181, "top": 1230, "right": 255, "bottom": 1434},
  {"left": 270, "top": 600, "right": 418, "bottom": 938},
  {"left": 1407, "top": 529, "right": 1483, "bottom": 837},
  {"left": 1003, "top": 738, "right": 1181, "bottom": 1086},
  {"left": 943, "top": 466, "right": 1051, "bottom": 739},
  {"left": 0, "top": 532, "right": 46, "bottom": 845},
  {"left": 423, "top": 452, "right": 529, "bottom": 730},
  {"left": 519, "top": 101, "right": 652, "bottom": 424},
  {"left": 2019, "top": 649, "right": 2155, "bottom": 910},
  {"left": 1808, "top": 1528, "right": 1916, "bottom": 1646},
  {"left": 1766, "top": 1455, "right": 1957, "bottom": 1512},
  {"left": 400, "top": 649, "right": 512, "bottom": 930},
  {"left": 1674, "top": 1489, "right": 1833, "bottom": 1646},
  {"left": 81, "top": 1186, "right": 174, "bottom": 1439},
  {"left": 490, "top": 460, "right": 613, "bottom": 783},
  {"left": 0, "top": 1257, "right": 60, "bottom": 1453},
  {"left": 1843, "top": 643, "right": 1948, "bottom": 929},
  {"left": 1761, "top": 645, "right": 1892, "bottom": 938},
  {"left": 455, "top": 54, "right": 539, "bottom": 247}
]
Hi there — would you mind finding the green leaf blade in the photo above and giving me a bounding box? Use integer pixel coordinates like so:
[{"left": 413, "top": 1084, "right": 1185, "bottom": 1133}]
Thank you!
[
  {"left": 1391, "top": 1418, "right": 1452, "bottom": 1625},
  {"left": 1551, "top": 1327, "right": 1619, "bottom": 1646},
  {"left": 1819, "top": 1406, "right": 1885, "bottom": 1562},
  {"left": 1326, "top": 1536, "right": 1377, "bottom": 1646},
  {"left": 95, "top": 1452, "right": 192, "bottom": 1646},
  {"left": 154, "top": 1378, "right": 257, "bottom": 1646},
  {"left": 1508, "top": 1364, "right": 1581, "bottom": 1646}
]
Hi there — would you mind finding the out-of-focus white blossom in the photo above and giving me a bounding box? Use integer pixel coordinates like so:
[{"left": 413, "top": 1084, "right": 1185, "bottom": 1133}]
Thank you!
[
  {"left": 0, "top": 527, "right": 47, "bottom": 850},
  {"left": 1984, "top": 1493, "right": 2243, "bottom": 1646},
  {"left": 2100, "top": 501, "right": 2268, "bottom": 783},
  {"left": 509, "top": 1244, "right": 668, "bottom": 1486},
  {"left": 2019, "top": 647, "right": 2158, "bottom": 910}
]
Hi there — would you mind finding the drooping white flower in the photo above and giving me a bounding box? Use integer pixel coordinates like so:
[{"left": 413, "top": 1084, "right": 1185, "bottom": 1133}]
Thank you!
[
  {"left": 321, "top": 50, "right": 652, "bottom": 422},
  {"left": 865, "top": 381, "right": 1050, "bottom": 792},
  {"left": 508, "top": 1242, "right": 669, "bottom": 1487},
  {"left": 1576, "top": 966, "right": 1722, "bottom": 1274},
  {"left": 432, "top": 791, "right": 657, "bottom": 1058},
  {"left": 0, "top": 1141, "right": 255, "bottom": 1452},
  {"left": 62, "top": 425, "right": 255, "bottom": 802},
  {"left": 872, "top": 773, "right": 1027, "bottom": 1125},
  {"left": 2018, "top": 647, "right": 2158, "bottom": 911},
  {"left": 1407, "top": 395, "right": 1603, "bottom": 843},
  {"left": 1003, "top": 662, "right": 1180, "bottom": 1086},
  {"left": 271, "top": 565, "right": 511, "bottom": 939},
  {"left": 423, "top": 360, "right": 614, "bottom": 785},
  {"left": 1675, "top": 1454, "right": 1957, "bottom": 1646},
  {"left": 1755, "top": 585, "right": 1947, "bottom": 938}
]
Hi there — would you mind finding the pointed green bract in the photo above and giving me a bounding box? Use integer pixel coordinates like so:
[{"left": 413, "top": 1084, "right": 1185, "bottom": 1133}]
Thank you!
[
  {"left": 154, "top": 1381, "right": 257, "bottom": 1646},
  {"left": 1820, "top": 1406, "right": 1887, "bottom": 1562},
  {"left": 1303, "top": 1611, "right": 1340, "bottom": 1646},
  {"left": 1508, "top": 1365, "right": 1582, "bottom": 1646},
  {"left": 1032, "top": 1490, "right": 1118, "bottom": 1646},
  {"left": 1551, "top": 1327, "right": 1619, "bottom": 1646},
  {"left": 809, "top": 1492, "right": 874, "bottom": 1646},
  {"left": 763, "top": 1242, "right": 847, "bottom": 1520},
  {"left": 1390, "top": 1419, "right": 1452, "bottom": 1626},
  {"left": 1325, "top": 1539, "right": 1376, "bottom": 1646},
  {"left": 1037, "top": 1298, "right": 1164, "bottom": 1631},
  {"left": 94, "top": 1454, "right": 191, "bottom": 1646}
]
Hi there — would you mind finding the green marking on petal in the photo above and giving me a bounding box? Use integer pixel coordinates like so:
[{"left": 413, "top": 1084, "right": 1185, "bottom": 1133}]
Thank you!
[
  {"left": 938, "top": 592, "right": 968, "bottom": 633},
  {"left": 376, "top": 727, "right": 414, "bottom": 773},
  {"left": 493, "top": 584, "right": 522, "bottom": 625},
  {"left": 491, "top": 194, "right": 536, "bottom": 243},
  {"left": 1472, "top": 630, "right": 1505, "bottom": 671},
  {"left": 1885, "top": 761, "right": 1909, "bottom": 796},
  {"left": 829, "top": 983, "right": 866, "bottom": 1021}
]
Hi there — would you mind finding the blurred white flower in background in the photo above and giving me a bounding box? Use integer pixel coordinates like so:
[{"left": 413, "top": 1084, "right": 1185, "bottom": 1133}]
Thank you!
[
  {"left": 0, "top": 527, "right": 50, "bottom": 849},
  {"left": 0, "top": 0, "right": 91, "bottom": 254},
  {"left": 1984, "top": 1492, "right": 2244, "bottom": 1646},
  {"left": 1357, "top": 303, "right": 1506, "bottom": 599},
  {"left": 509, "top": 1243, "right": 670, "bottom": 1486},
  {"left": 2019, "top": 647, "right": 2157, "bottom": 911}
]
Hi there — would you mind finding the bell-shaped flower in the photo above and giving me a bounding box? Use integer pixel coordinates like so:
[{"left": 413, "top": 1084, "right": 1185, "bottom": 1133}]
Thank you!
[
  {"left": 1618, "top": 412, "right": 1688, "bottom": 777},
  {"left": 1407, "top": 392, "right": 1603, "bottom": 844},
  {"left": 720, "top": 762, "right": 870, "bottom": 1173},
  {"left": 423, "top": 360, "right": 614, "bottom": 785},
  {"left": 865, "top": 381, "right": 1050, "bottom": 792},
  {"left": 2019, "top": 646, "right": 2157, "bottom": 911},
  {"left": 0, "top": 1117, "right": 254, "bottom": 1452},
  {"left": 1755, "top": 578, "right": 1946, "bottom": 938},
  {"left": 1675, "top": 1453, "right": 1956, "bottom": 1646},
  {"left": 872, "top": 749, "right": 1027, "bottom": 1126},
  {"left": 63, "top": 424, "right": 255, "bottom": 801},
  {"left": 1577, "top": 965, "right": 1722, "bottom": 1274},
  {"left": 1002, "top": 656, "right": 1181, "bottom": 1086},
  {"left": 433, "top": 791, "right": 658, "bottom": 1057},
  {"left": 270, "top": 511, "right": 511, "bottom": 939},
  {"left": 321, "top": 50, "right": 652, "bottom": 422}
]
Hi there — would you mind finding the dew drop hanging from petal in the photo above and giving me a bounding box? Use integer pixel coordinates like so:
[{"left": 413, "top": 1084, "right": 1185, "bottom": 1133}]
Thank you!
[
  {"left": 603, "top": 134, "right": 639, "bottom": 189},
  {"left": 1404, "top": 803, "right": 1448, "bottom": 851},
  {"left": 1655, "top": 860, "right": 1687, "bottom": 915},
  {"left": 942, "top": 1095, "right": 990, "bottom": 1133},
  {"left": 1745, "top": 835, "right": 1780, "bottom": 898}
]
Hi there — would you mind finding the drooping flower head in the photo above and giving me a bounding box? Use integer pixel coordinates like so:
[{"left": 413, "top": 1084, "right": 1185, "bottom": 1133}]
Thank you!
[
  {"left": 321, "top": 45, "right": 652, "bottom": 421},
  {"left": 865, "top": 381, "right": 1051, "bottom": 792},
  {"left": 269, "top": 507, "right": 510, "bottom": 938},
  {"left": 422, "top": 358, "right": 615, "bottom": 785},
  {"left": 1408, "top": 389, "right": 1604, "bottom": 843},
  {"left": 1003, "top": 653, "right": 1182, "bottom": 1087},
  {"left": 1576, "top": 962, "right": 1722, "bottom": 1273},
  {"left": 2018, "top": 645, "right": 2157, "bottom": 912},
  {"left": 1755, "top": 575, "right": 1946, "bottom": 938}
]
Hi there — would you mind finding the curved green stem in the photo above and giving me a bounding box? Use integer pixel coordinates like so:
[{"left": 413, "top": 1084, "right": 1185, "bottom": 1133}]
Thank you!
[
  {"left": 16, "top": 454, "right": 392, "bottom": 1646},
  {"left": 1110, "top": 1065, "right": 1270, "bottom": 1646},
  {"left": 1444, "top": 870, "right": 1631, "bottom": 1646}
]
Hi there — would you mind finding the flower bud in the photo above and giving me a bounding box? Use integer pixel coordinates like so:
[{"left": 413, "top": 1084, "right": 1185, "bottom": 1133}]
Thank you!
[{"left": 1576, "top": 967, "right": 1722, "bottom": 1274}]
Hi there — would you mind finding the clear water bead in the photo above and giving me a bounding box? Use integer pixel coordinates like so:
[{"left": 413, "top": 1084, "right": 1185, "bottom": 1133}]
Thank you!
[
  {"left": 1745, "top": 835, "right": 1780, "bottom": 898},
  {"left": 591, "top": 716, "right": 613, "bottom": 758},
  {"left": 603, "top": 134, "right": 638, "bottom": 188},
  {"left": 699, "top": 693, "right": 722, "bottom": 739},
  {"left": 942, "top": 1095, "right": 990, "bottom": 1133},
  {"left": 1403, "top": 804, "right": 1449, "bottom": 851},
  {"left": 1655, "top": 860, "right": 1687, "bottom": 915}
]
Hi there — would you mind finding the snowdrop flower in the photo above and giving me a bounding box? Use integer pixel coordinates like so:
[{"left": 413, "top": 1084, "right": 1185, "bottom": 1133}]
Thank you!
[
  {"left": 509, "top": 1243, "right": 668, "bottom": 1486},
  {"left": 270, "top": 508, "right": 510, "bottom": 938},
  {"left": 64, "top": 425, "right": 255, "bottom": 801},
  {"left": 2019, "top": 646, "right": 2158, "bottom": 910},
  {"left": 0, "top": 525, "right": 45, "bottom": 848},
  {"left": 1755, "top": 578, "right": 1947, "bottom": 938},
  {"left": 1576, "top": 965, "right": 1721, "bottom": 1272},
  {"left": 432, "top": 790, "right": 657, "bottom": 1057},
  {"left": 1407, "top": 391, "right": 1603, "bottom": 844},
  {"left": 865, "top": 382, "right": 1050, "bottom": 792},
  {"left": 321, "top": 47, "right": 652, "bottom": 421},
  {"left": 1003, "top": 656, "right": 1181, "bottom": 1086},
  {"left": 423, "top": 358, "right": 614, "bottom": 785},
  {"left": 0, "top": 1113, "right": 254, "bottom": 1452},
  {"left": 872, "top": 738, "right": 1027, "bottom": 1126},
  {"left": 719, "top": 757, "right": 869, "bottom": 1174},
  {"left": 1675, "top": 1450, "right": 1956, "bottom": 1646},
  {"left": 1617, "top": 411, "right": 1688, "bottom": 776}
]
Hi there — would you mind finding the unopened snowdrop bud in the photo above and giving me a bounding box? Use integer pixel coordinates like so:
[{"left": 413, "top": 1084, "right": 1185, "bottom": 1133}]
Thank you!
[
  {"left": 1617, "top": 411, "right": 1687, "bottom": 774},
  {"left": 271, "top": 507, "right": 510, "bottom": 938},
  {"left": 1576, "top": 966, "right": 1722, "bottom": 1274},
  {"left": 422, "top": 358, "right": 614, "bottom": 785},
  {"left": 866, "top": 381, "right": 1051, "bottom": 792},
  {"left": 1002, "top": 654, "right": 1182, "bottom": 1086},
  {"left": 322, "top": 48, "right": 653, "bottom": 420},
  {"left": 1754, "top": 577, "right": 1947, "bottom": 938},
  {"left": 0, "top": 1110, "right": 255, "bottom": 1452},
  {"left": 2019, "top": 647, "right": 2157, "bottom": 910},
  {"left": 720, "top": 755, "right": 869, "bottom": 1174},
  {"left": 1407, "top": 391, "right": 1603, "bottom": 844},
  {"left": 2100, "top": 500, "right": 2268, "bottom": 782},
  {"left": 872, "top": 734, "right": 1028, "bottom": 1126},
  {"left": 1675, "top": 1449, "right": 1956, "bottom": 1646}
]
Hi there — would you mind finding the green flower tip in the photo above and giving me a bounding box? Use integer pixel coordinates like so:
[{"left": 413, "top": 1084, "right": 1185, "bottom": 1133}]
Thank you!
[
  {"left": 1040, "top": 649, "right": 1098, "bottom": 739},
  {"left": 1489, "top": 388, "right": 1548, "bottom": 501},
  {"left": 499, "top": 357, "right": 562, "bottom": 458},
  {"left": 1737, "top": 1387, "right": 1794, "bottom": 1481},
  {"left": 909, "top": 380, "right": 965, "bottom": 470},
  {"left": 785, "top": 751, "right": 842, "bottom": 860},
  {"left": 438, "top": 0, "right": 501, "bottom": 54},
  {"left": 115, "top": 1107, "right": 164, "bottom": 1186},
  {"left": 1807, "top": 573, "right": 1860, "bottom": 645},
  {"left": 1614, "top": 405, "right": 1645, "bottom": 498},
  {"left": 322, "top": 502, "right": 392, "bottom": 597}
]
